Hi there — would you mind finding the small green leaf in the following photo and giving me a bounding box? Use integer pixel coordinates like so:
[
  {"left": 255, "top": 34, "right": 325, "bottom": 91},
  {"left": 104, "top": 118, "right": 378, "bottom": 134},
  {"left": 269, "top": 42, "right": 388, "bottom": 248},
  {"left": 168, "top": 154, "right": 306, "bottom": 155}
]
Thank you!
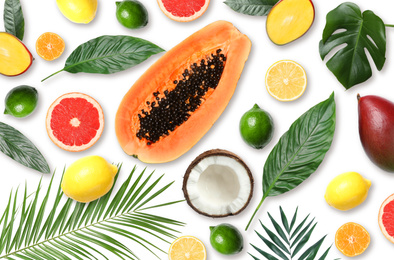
[
  {"left": 251, "top": 244, "right": 279, "bottom": 260},
  {"left": 0, "top": 122, "right": 50, "bottom": 174},
  {"left": 268, "top": 212, "right": 289, "bottom": 245},
  {"left": 291, "top": 218, "right": 315, "bottom": 248},
  {"left": 292, "top": 223, "right": 317, "bottom": 257},
  {"left": 299, "top": 235, "right": 326, "bottom": 260},
  {"left": 257, "top": 233, "right": 289, "bottom": 259},
  {"left": 290, "top": 213, "right": 310, "bottom": 240},
  {"left": 42, "top": 35, "right": 164, "bottom": 81},
  {"left": 249, "top": 252, "right": 261, "bottom": 260},
  {"left": 318, "top": 245, "right": 332, "bottom": 260},
  {"left": 224, "top": 0, "right": 278, "bottom": 16},
  {"left": 289, "top": 207, "right": 298, "bottom": 233},
  {"left": 3, "top": 0, "right": 25, "bottom": 40},
  {"left": 260, "top": 221, "right": 289, "bottom": 254},
  {"left": 279, "top": 206, "right": 290, "bottom": 234},
  {"left": 319, "top": 2, "right": 386, "bottom": 89}
]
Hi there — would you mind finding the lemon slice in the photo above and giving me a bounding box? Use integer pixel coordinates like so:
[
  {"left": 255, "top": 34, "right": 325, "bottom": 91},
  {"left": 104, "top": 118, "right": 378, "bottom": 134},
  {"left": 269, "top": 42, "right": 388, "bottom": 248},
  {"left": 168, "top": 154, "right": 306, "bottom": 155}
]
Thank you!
[
  {"left": 265, "top": 60, "right": 307, "bottom": 101},
  {"left": 169, "top": 236, "right": 206, "bottom": 260}
]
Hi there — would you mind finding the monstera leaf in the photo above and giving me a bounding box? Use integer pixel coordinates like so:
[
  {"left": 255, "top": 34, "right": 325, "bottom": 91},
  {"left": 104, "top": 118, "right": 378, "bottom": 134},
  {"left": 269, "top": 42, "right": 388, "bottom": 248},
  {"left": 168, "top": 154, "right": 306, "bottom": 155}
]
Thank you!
[{"left": 319, "top": 2, "right": 386, "bottom": 89}]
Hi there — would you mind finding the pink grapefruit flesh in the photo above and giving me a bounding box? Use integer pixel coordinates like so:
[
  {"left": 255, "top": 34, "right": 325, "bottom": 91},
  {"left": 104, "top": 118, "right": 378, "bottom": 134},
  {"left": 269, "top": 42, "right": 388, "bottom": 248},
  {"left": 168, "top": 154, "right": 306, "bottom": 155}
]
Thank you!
[
  {"left": 46, "top": 92, "right": 104, "bottom": 152},
  {"left": 157, "top": 0, "right": 210, "bottom": 22},
  {"left": 379, "top": 193, "right": 394, "bottom": 243}
]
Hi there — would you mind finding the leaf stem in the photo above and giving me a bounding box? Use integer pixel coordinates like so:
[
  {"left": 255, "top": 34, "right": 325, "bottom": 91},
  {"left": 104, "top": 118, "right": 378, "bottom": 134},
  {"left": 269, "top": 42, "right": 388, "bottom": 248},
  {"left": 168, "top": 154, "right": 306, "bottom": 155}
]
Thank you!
[
  {"left": 385, "top": 24, "right": 394, "bottom": 27},
  {"left": 41, "top": 69, "right": 64, "bottom": 82},
  {"left": 245, "top": 193, "right": 268, "bottom": 231}
]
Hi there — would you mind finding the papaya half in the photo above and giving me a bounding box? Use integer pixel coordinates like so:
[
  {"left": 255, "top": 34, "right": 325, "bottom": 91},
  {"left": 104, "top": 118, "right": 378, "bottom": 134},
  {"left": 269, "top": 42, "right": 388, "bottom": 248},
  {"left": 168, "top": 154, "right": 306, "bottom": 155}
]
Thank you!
[{"left": 115, "top": 20, "right": 251, "bottom": 163}]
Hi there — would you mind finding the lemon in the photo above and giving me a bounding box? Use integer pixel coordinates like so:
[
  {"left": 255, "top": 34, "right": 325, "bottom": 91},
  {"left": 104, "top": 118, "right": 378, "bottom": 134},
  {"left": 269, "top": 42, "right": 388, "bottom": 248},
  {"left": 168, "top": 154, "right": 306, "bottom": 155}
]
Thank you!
[
  {"left": 265, "top": 60, "right": 307, "bottom": 102},
  {"left": 61, "top": 156, "right": 118, "bottom": 203},
  {"left": 168, "top": 236, "right": 206, "bottom": 260},
  {"left": 325, "top": 172, "right": 371, "bottom": 211},
  {"left": 56, "top": 0, "right": 98, "bottom": 24}
]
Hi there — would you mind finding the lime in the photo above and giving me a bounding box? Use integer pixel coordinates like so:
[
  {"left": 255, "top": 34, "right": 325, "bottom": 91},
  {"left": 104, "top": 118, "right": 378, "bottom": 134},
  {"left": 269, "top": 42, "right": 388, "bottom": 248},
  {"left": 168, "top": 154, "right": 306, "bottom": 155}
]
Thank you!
[
  {"left": 116, "top": 0, "right": 148, "bottom": 29},
  {"left": 209, "top": 223, "right": 243, "bottom": 255},
  {"left": 4, "top": 85, "right": 38, "bottom": 118},
  {"left": 239, "top": 104, "right": 274, "bottom": 149}
]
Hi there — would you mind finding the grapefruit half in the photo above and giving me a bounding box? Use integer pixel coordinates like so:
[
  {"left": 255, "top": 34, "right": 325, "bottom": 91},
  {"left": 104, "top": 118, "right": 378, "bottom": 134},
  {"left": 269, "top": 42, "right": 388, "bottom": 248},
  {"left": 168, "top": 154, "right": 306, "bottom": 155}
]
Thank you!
[
  {"left": 46, "top": 92, "right": 104, "bottom": 152},
  {"left": 157, "top": 0, "right": 210, "bottom": 22},
  {"left": 379, "top": 193, "right": 394, "bottom": 243}
]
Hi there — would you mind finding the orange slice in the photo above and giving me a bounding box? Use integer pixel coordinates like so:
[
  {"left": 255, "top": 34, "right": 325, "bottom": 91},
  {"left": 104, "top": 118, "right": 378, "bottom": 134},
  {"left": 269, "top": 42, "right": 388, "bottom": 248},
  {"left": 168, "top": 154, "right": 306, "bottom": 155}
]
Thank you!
[
  {"left": 169, "top": 236, "right": 206, "bottom": 260},
  {"left": 36, "top": 32, "right": 65, "bottom": 61},
  {"left": 265, "top": 60, "right": 307, "bottom": 101},
  {"left": 335, "top": 222, "right": 370, "bottom": 257}
]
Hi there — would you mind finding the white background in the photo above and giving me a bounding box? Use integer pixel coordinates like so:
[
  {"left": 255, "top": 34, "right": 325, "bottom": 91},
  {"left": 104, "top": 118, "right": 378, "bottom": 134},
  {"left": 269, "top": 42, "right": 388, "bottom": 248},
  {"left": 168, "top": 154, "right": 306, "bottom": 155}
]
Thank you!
[{"left": 1, "top": 0, "right": 394, "bottom": 259}]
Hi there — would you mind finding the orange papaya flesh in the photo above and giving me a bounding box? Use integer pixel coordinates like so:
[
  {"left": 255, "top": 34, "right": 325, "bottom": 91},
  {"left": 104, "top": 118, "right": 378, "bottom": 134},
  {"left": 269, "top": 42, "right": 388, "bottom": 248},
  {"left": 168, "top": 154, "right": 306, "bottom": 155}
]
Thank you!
[{"left": 115, "top": 20, "right": 251, "bottom": 163}]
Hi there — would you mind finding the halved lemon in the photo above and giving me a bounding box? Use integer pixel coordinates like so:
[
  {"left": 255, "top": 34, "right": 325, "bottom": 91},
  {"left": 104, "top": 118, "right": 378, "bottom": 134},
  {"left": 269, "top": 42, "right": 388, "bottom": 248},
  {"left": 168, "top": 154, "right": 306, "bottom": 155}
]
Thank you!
[
  {"left": 169, "top": 236, "right": 206, "bottom": 260},
  {"left": 265, "top": 60, "right": 307, "bottom": 101}
]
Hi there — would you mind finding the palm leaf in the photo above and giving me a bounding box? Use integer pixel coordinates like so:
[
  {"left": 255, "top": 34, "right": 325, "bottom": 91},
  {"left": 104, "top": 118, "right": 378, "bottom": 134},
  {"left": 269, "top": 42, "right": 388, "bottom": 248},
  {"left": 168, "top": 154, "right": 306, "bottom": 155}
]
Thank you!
[
  {"left": 289, "top": 207, "right": 298, "bottom": 233},
  {"left": 0, "top": 164, "right": 185, "bottom": 259},
  {"left": 249, "top": 207, "right": 331, "bottom": 260},
  {"left": 279, "top": 206, "right": 290, "bottom": 234}
]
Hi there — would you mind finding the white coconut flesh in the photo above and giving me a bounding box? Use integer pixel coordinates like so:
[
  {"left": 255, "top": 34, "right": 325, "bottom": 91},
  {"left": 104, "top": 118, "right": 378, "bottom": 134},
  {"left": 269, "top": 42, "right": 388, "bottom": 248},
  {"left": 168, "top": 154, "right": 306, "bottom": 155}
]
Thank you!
[{"left": 185, "top": 155, "right": 252, "bottom": 216}]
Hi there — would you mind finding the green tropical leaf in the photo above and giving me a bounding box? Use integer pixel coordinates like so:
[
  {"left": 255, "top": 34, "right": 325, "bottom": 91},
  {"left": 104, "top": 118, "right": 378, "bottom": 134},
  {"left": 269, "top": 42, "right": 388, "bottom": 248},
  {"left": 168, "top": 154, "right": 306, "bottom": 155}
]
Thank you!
[
  {"left": 318, "top": 245, "right": 332, "bottom": 260},
  {"left": 42, "top": 35, "right": 164, "bottom": 81},
  {"left": 256, "top": 231, "right": 289, "bottom": 260},
  {"left": 249, "top": 207, "right": 332, "bottom": 260},
  {"left": 0, "top": 165, "right": 184, "bottom": 259},
  {"left": 246, "top": 93, "right": 336, "bottom": 230},
  {"left": 292, "top": 223, "right": 317, "bottom": 256},
  {"left": 291, "top": 218, "right": 315, "bottom": 249},
  {"left": 3, "top": 0, "right": 24, "bottom": 40},
  {"left": 0, "top": 122, "right": 50, "bottom": 174},
  {"left": 319, "top": 2, "right": 386, "bottom": 89},
  {"left": 289, "top": 207, "right": 298, "bottom": 233},
  {"left": 224, "top": 0, "right": 278, "bottom": 16},
  {"left": 260, "top": 221, "right": 289, "bottom": 254},
  {"left": 251, "top": 244, "right": 279, "bottom": 260},
  {"left": 299, "top": 236, "right": 326, "bottom": 260},
  {"left": 268, "top": 212, "right": 289, "bottom": 245},
  {"left": 279, "top": 206, "right": 290, "bottom": 234},
  {"left": 290, "top": 213, "right": 309, "bottom": 240}
]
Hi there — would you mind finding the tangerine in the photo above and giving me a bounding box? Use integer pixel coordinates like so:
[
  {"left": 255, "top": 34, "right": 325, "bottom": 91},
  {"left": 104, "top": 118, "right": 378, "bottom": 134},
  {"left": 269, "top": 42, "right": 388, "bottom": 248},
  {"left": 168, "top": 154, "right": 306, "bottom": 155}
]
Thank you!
[{"left": 36, "top": 32, "right": 65, "bottom": 61}]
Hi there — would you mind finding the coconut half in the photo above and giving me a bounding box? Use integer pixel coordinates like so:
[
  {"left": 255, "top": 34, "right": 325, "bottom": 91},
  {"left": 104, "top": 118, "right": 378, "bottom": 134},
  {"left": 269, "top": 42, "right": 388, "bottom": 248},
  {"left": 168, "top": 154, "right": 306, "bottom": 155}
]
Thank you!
[{"left": 183, "top": 149, "right": 254, "bottom": 217}]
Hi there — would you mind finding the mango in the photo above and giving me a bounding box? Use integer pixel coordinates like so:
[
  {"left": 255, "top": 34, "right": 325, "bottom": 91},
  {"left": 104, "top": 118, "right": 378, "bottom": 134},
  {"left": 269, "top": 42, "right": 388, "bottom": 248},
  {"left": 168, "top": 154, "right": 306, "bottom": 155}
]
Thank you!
[{"left": 358, "top": 94, "right": 394, "bottom": 172}]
